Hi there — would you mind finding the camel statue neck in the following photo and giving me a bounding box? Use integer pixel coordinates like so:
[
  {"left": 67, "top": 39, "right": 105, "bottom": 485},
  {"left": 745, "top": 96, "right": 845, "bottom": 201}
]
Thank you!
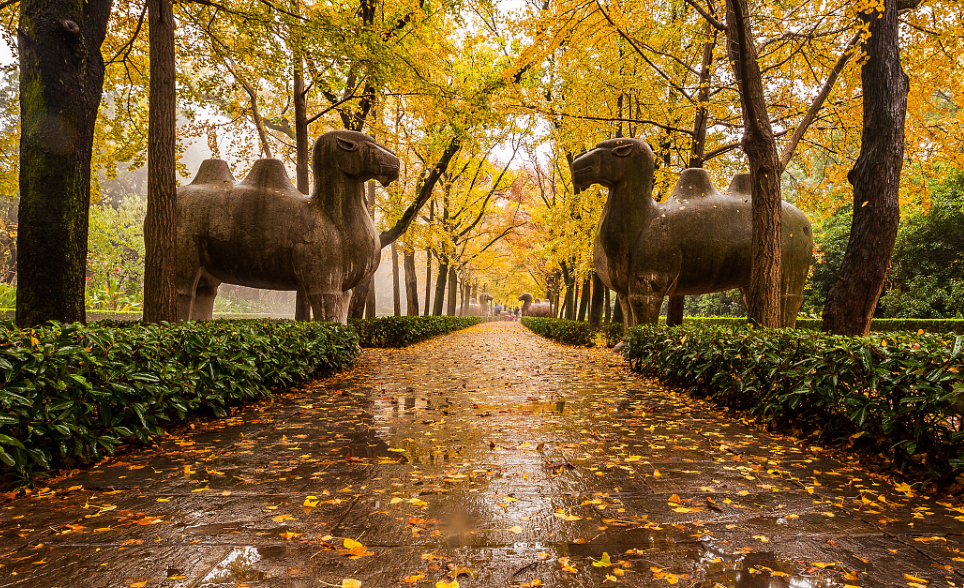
[{"left": 599, "top": 175, "right": 655, "bottom": 259}]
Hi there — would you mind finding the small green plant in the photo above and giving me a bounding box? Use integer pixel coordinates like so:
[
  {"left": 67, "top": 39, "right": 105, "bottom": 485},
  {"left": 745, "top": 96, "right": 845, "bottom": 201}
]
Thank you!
[
  {"left": 522, "top": 317, "right": 595, "bottom": 347},
  {"left": 604, "top": 321, "right": 625, "bottom": 348}
]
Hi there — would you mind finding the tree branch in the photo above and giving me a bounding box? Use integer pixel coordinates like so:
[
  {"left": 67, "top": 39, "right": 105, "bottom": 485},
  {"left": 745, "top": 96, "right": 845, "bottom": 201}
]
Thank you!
[
  {"left": 379, "top": 136, "right": 463, "bottom": 248},
  {"left": 683, "top": 0, "right": 726, "bottom": 32}
]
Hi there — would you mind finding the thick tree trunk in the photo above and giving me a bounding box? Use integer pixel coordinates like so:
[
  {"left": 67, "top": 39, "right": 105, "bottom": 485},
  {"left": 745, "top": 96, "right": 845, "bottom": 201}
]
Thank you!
[
  {"left": 823, "top": 0, "right": 907, "bottom": 335},
  {"left": 143, "top": 0, "right": 177, "bottom": 325},
  {"left": 432, "top": 260, "right": 448, "bottom": 316},
  {"left": 577, "top": 275, "right": 591, "bottom": 322},
  {"left": 589, "top": 272, "right": 605, "bottom": 328},
  {"left": 391, "top": 241, "right": 401, "bottom": 316},
  {"left": 404, "top": 248, "right": 419, "bottom": 315},
  {"left": 725, "top": 0, "right": 782, "bottom": 328},
  {"left": 293, "top": 55, "right": 310, "bottom": 321},
  {"left": 666, "top": 296, "right": 685, "bottom": 326},
  {"left": 16, "top": 0, "right": 113, "bottom": 327},
  {"left": 446, "top": 266, "right": 457, "bottom": 316}
]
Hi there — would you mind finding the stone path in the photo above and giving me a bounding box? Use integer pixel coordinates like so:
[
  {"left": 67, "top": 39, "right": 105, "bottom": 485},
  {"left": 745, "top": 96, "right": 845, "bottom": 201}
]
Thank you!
[{"left": 2, "top": 321, "right": 964, "bottom": 587}]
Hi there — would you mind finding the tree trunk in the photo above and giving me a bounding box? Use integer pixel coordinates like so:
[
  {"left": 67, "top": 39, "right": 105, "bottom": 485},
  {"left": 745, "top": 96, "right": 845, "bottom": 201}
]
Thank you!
[
  {"left": 590, "top": 272, "right": 605, "bottom": 328},
  {"left": 423, "top": 249, "right": 433, "bottom": 315},
  {"left": 666, "top": 295, "right": 685, "bottom": 326},
  {"left": 612, "top": 293, "right": 623, "bottom": 325},
  {"left": 143, "top": 0, "right": 177, "bottom": 325},
  {"left": 603, "top": 288, "right": 611, "bottom": 325},
  {"left": 293, "top": 54, "right": 310, "bottom": 321},
  {"left": 725, "top": 0, "right": 782, "bottom": 328},
  {"left": 432, "top": 259, "right": 448, "bottom": 316},
  {"left": 446, "top": 266, "right": 457, "bottom": 316},
  {"left": 823, "top": 0, "right": 907, "bottom": 335},
  {"left": 391, "top": 241, "right": 401, "bottom": 316},
  {"left": 16, "top": 0, "right": 114, "bottom": 327},
  {"left": 577, "top": 275, "right": 591, "bottom": 322},
  {"left": 404, "top": 248, "right": 419, "bottom": 315}
]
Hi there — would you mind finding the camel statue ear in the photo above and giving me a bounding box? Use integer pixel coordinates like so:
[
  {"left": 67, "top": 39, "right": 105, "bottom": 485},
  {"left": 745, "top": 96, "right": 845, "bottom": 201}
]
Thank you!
[
  {"left": 613, "top": 144, "right": 634, "bottom": 157},
  {"left": 336, "top": 137, "right": 359, "bottom": 152}
]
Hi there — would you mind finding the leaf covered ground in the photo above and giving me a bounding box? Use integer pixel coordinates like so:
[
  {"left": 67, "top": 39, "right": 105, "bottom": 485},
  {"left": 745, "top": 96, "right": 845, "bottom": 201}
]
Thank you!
[{"left": 2, "top": 321, "right": 963, "bottom": 587}]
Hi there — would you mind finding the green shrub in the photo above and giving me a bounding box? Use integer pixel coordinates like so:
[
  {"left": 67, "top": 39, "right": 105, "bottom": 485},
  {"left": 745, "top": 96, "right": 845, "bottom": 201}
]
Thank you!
[
  {"left": 605, "top": 321, "right": 625, "bottom": 348},
  {"left": 350, "top": 316, "right": 482, "bottom": 348},
  {"left": 624, "top": 324, "right": 964, "bottom": 482},
  {"left": 522, "top": 317, "right": 595, "bottom": 347},
  {"left": 0, "top": 320, "right": 360, "bottom": 484}
]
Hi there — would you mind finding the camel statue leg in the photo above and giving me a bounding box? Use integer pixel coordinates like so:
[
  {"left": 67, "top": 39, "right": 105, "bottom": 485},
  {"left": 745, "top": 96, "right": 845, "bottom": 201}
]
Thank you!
[
  {"left": 192, "top": 274, "right": 221, "bottom": 321},
  {"left": 176, "top": 264, "right": 203, "bottom": 321},
  {"left": 307, "top": 291, "right": 348, "bottom": 324},
  {"left": 627, "top": 293, "right": 663, "bottom": 326},
  {"left": 295, "top": 290, "right": 311, "bottom": 321}
]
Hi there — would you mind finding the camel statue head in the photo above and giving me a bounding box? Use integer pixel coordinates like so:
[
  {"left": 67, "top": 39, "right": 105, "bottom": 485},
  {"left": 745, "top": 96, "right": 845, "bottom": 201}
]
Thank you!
[
  {"left": 571, "top": 138, "right": 655, "bottom": 192},
  {"left": 311, "top": 130, "right": 400, "bottom": 188},
  {"left": 518, "top": 293, "right": 533, "bottom": 304}
]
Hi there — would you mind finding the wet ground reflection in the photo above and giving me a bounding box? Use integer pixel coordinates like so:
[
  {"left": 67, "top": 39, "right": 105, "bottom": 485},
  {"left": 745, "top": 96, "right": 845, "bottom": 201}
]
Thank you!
[{"left": 2, "top": 322, "right": 962, "bottom": 587}]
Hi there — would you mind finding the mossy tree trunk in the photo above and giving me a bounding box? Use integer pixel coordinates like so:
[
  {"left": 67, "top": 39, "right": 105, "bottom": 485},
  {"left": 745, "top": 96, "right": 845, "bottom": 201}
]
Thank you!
[{"left": 16, "top": 0, "right": 113, "bottom": 327}]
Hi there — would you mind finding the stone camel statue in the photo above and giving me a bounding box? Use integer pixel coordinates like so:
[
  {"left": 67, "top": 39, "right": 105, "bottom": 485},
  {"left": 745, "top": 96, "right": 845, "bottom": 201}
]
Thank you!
[
  {"left": 459, "top": 293, "right": 493, "bottom": 316},
  {"left": 518, "top": 293, "right": 555, "bottom": 317},
  {"left": 570, "top": 137, "right": 812, "bottom": 328},
  {"left": 176, "top": 130, "right": 400, "bottom": 324}
]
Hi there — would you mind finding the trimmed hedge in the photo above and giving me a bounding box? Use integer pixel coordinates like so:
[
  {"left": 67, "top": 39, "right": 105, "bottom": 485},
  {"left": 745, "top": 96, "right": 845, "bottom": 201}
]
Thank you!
[
  {"left": 624, "top": 324, "right": 964, "bottom": 482},
  {"left": 0, "top": 320, "right": 359, "bottom": 483},
  {"left": 684, "top": 316, "right": 964, "bottom": 334},
  {"left": 350, "top": 316, "right": 482, "bottom": 347},
  {"left": 522, "top": 317, "right": 595, "bottom": 347}
]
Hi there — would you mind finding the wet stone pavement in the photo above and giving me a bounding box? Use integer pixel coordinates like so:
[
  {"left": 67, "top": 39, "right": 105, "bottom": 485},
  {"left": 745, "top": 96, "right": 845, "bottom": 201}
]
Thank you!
[{"left": 2, "top": 322, "right": 964, "bottom": 588}]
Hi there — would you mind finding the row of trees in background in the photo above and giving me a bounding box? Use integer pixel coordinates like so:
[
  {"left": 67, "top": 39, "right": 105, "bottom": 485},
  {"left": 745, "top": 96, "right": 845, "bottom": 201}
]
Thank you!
[{"left": 0, "top": 0, "right": 961, "bottom": 332}]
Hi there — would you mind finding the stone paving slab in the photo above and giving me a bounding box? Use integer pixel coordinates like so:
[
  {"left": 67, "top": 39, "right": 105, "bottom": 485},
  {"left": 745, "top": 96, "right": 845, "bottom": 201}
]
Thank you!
[{"left": 2, "top": 321, "right": 964, "bottom": 587}]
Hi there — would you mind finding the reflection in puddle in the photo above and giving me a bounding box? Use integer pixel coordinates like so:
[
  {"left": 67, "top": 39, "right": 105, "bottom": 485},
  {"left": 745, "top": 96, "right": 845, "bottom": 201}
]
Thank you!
[
  {"left": 692, "top": 542, "right": 841, "bottom": 588},
  {"left": 200, "top": 546, "right": 269, "bottom": 585}
]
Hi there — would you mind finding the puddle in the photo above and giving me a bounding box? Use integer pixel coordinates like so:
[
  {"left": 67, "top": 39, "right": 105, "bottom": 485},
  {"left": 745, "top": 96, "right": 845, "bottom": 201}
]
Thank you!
[{"left": 200, "top": 546, "right": 269, "bottom": 585}]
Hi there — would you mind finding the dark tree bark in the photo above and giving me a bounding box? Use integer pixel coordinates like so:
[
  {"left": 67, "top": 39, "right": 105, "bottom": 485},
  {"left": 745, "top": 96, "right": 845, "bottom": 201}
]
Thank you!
[
  {"left": 143, "top": 0, "right": 177, "bottom": 324},
  {"left": 724, "top": 0, "right": 782, "bottom": 328},
  {"left": 432, "top": 259, "right": 448, "bottom": 316},
  {"left": 16, "top": 0, "right": 114, "bottom": 326},
  {"left": 612, "top": 293, "right": 623, "bottom": 325},
  {"left": 603, "top": 287, "right": 611, "bottom": 325},
  {"left": 823, "top": 0, "right": 907, "bottom": 335},
  {"left": 293, "top": 55, "right": 311, "bottom": 321},
  {"left": 446, "top": 266, "right": 457, "bottom": 316},
  {"left": 404, "top": 248, "right": 419, "bottom": 315},
  {"left": 423, "top": 202, "right": 434, "bottom": 315},
  {"left": 589, "top": 271, "right": 605, "bottom": 328},
  {"left": 666, "top": 296, "right": 685, "bottom": 326},
  {"left": 391, "top": 241, "right": 401, "bottom": 316},
  {"left": 577, "top": 275, "right": 591, "bottom": 322}
]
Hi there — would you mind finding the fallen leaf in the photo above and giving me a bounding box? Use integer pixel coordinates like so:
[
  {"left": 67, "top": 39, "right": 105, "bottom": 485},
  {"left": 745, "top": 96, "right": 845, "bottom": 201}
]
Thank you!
[
  {"left": 592, "top": 552, "right": 612, "bottom": 568},
  {"left": 403, "top": 574, "right": 425, "bottom": 583}
]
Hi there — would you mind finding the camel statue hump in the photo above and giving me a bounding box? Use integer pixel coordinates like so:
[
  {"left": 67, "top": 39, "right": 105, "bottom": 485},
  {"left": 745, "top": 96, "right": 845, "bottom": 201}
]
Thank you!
[
  {"left": 190, "top": 159, "right": 236, "bottom": 186},
  {"left": 726, "top": 172, "right": 753, "bottom": 197},
  {"left": 670, "top": 168, "right": 722, "bottom": 200},
  {"left": 240, "top": 159, "right": 298, "bottom": 192}
]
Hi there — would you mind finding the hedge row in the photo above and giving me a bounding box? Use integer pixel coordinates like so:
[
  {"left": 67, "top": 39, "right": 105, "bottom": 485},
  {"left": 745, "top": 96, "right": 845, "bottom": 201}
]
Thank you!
[
  {"left": 685, "top": 316, "right": 964, "bottom": 334},
  {"left": 350, "top": 316, "right": 483, "bottom": 347},
  {"left": 0, "top": 320, "right": 360, "bottom": 483},
  {"left": 522, "top": 317, "right": 595, "bottom": 347},
  {"left": 624, "top": 324, "right": 964, "bottom": 482}
]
